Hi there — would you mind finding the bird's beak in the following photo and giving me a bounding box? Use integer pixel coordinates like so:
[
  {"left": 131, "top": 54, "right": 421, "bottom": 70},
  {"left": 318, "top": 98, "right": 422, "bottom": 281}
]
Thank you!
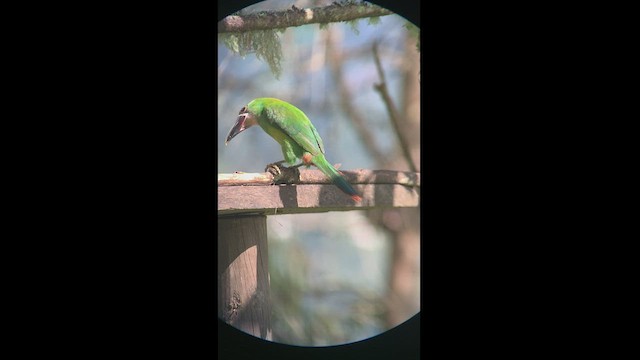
[{"left": 225, "top": 113, "right": 248, "bottom": 145}]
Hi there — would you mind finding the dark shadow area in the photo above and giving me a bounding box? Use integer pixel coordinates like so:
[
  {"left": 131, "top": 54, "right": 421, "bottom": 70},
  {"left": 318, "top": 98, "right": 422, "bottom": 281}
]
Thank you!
[
  {"left": 275, "top": 165, "right": 301, "bottom": 210},
  {"left": 255, "top": 226, "right": 271, "bottom": 339},
  {"left": 230, "top": 286, "right": 271, "bottom": 339},
  {"left": 318, "top": 184, "right": 355, "bottom": 207},
  {"left": 279, "top": 184, "right": 300, "bottom": 209},
  {"left": 317, "top": 169, "right": 365, "bottom": 207}
]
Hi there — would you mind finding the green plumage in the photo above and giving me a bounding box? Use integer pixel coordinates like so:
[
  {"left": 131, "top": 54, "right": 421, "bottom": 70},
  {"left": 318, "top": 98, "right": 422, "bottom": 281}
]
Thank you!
[
  {"left": 247, "top": 97, "right": 324, "bottom": 165},
  {"left": 228, "top": 97, "right": 361, "bottom": 201}
]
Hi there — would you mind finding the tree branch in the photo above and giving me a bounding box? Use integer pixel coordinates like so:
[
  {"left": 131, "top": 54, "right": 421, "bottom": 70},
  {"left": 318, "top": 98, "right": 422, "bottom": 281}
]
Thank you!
[
  {"left": 325, "top": 30, "right": 388, "bottom": 165},
  {"left": 218, "top": 3, "right": 393, "bottom": 33},
  {"left": 372, "top": 43, "right": 418, "bottom": 173}
]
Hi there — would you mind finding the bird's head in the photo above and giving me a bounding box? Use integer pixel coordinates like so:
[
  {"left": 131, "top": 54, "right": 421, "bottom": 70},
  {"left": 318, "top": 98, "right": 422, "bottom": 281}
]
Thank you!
[{"left": 225, "top": 105, "right": 258, "bottom": 145}]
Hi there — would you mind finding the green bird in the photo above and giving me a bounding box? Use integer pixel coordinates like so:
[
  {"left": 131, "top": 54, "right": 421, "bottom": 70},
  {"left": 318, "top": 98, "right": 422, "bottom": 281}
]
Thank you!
[{"left": 225, "top": 97, "right": 362, "bottom": 202}]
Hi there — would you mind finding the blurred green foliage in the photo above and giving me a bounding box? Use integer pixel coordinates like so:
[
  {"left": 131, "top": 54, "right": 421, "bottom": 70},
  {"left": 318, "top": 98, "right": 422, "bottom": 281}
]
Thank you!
[{"left": 268, "top": 218, "right": 388, "bottom": 346}]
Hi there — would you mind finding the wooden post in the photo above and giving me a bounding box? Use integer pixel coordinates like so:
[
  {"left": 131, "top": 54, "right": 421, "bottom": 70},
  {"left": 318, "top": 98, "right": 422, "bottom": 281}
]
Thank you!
[
  {"left": 217, "top": 169, "right": 420, "bottom": 341},
  {"left": 218, "top": 215, "right": 272, "bottom": 340}
]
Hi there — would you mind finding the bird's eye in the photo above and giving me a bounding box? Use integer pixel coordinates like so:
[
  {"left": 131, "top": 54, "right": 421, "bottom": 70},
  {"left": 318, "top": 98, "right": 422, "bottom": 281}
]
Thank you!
[{"left": 239, "top": 106, "right": 246, "bottom": 114}]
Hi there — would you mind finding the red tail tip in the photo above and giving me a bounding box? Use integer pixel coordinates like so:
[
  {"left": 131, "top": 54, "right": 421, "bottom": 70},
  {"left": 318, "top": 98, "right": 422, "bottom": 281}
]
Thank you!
[{"left": 351, "top": 195, "right": 362, "bottom": 202}]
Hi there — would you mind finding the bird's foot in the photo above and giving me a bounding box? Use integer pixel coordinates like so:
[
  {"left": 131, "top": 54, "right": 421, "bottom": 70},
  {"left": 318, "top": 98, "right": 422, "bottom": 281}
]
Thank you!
[
  {"left": 265, "top": 161, "right": 300, "bottom": 184},
  {"left": 265, "top": 161, "right": 285, "bottom": 177}
]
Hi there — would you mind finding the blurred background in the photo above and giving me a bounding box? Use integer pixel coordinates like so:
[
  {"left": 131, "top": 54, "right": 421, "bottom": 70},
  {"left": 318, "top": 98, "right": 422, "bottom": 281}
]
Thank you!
[{"left": 218, "top": 0, "right": 420, "bottom": 346}]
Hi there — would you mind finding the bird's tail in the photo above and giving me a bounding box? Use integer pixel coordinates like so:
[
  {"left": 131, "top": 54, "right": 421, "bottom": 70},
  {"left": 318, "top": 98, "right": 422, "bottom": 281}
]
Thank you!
[{"left": 312, "top": 154, "right": 362, "bottom": 202}]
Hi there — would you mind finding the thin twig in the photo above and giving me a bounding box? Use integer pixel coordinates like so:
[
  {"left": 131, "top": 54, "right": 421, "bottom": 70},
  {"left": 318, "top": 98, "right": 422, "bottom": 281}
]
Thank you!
[
  {"left": 325, "top": 30, "right": 387, "bottom": 164},
  {"left": 372, "top": 42, "right": 418, "bottom": 173}
]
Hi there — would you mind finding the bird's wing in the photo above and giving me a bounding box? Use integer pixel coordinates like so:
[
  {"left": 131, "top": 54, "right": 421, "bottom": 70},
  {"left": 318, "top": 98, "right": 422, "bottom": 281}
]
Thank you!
[{"left": 265, "top": 101, "right": 325, "bottom": 155}]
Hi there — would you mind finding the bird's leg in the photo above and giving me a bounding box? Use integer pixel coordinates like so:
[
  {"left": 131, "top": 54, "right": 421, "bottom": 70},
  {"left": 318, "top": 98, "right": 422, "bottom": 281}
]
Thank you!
[
  {"left": 265, "top": 160, "right": 300, "bottom": 184},
  {"left": 289, "top": 153, "right": 314, "bottom": 169}
]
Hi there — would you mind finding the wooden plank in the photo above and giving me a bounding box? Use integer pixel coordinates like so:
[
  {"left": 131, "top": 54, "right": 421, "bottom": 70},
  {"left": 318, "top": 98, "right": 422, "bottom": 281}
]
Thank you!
[
  {"left": 218, "top": 215, "right": 272, "bottom": 340},
  {"left": 217, "top": 169, "right": 420, "bottom": 215},
  {"left": 218, "top": 169, "right": 420, "bottom": 187},
  {"left": 218, "top": 183, "right": 420, "bottom": 216},
  {"left": 218, "top": 172, "right": 274, "bottom": 186}
]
